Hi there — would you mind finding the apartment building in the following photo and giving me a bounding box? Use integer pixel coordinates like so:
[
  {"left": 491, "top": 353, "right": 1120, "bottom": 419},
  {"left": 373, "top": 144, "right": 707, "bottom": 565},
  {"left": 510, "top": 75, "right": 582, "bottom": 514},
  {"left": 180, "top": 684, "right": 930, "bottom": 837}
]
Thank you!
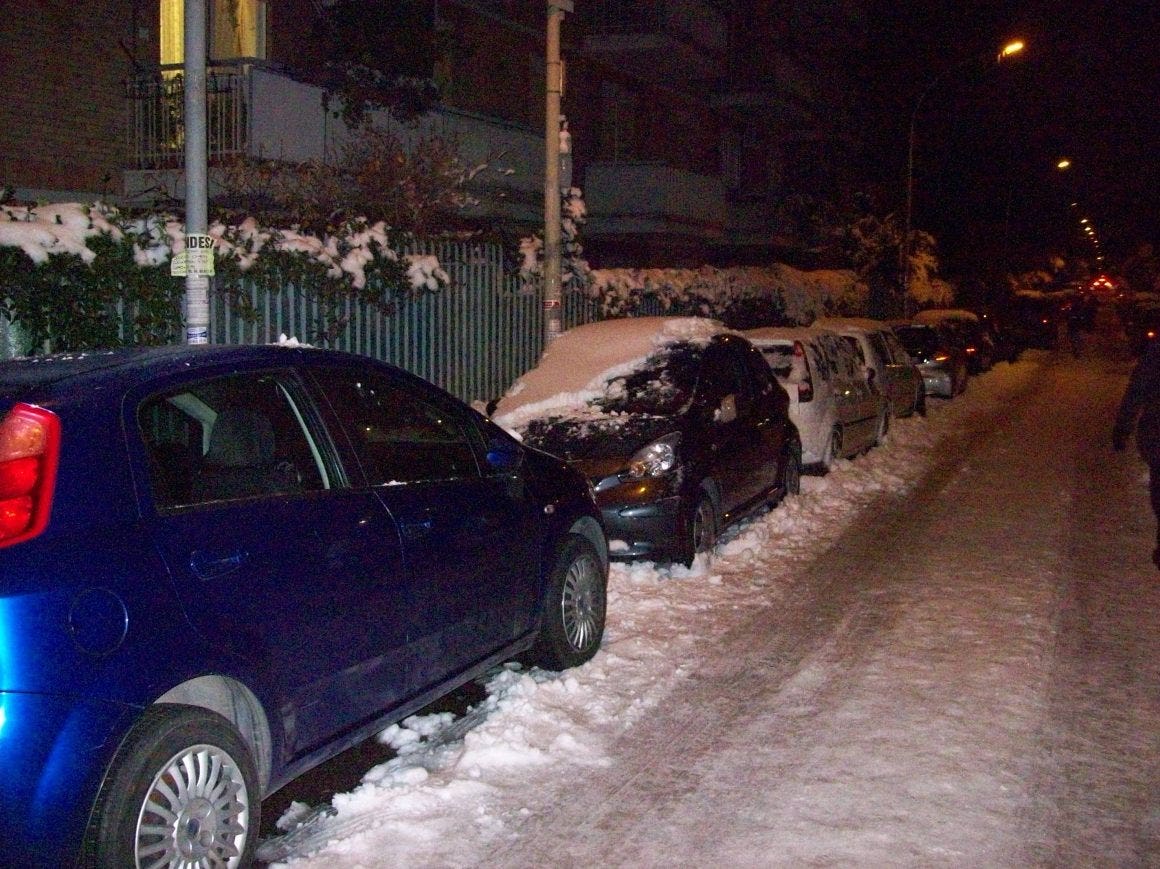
[{"left": 0, "top": 0, "right": 868, "bottom": 266}]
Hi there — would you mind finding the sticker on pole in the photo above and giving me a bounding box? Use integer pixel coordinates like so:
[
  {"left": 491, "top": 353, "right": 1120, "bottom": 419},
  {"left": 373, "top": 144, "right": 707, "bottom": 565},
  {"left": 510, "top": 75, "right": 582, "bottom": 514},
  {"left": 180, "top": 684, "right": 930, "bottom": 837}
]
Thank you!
[{"left": 171, "top": 234, "right": 216, "bottom": 277}]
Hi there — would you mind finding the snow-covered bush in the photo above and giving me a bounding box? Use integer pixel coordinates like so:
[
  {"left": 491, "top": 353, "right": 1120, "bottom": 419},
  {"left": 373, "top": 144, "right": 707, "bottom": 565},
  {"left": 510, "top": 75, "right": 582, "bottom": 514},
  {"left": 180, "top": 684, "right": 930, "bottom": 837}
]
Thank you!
[
  {"left": 587, "top": 264, "right": 866, "bottom": 327},
  {"left": 0, "top": 202, "right": 450, "bottom": 353}
]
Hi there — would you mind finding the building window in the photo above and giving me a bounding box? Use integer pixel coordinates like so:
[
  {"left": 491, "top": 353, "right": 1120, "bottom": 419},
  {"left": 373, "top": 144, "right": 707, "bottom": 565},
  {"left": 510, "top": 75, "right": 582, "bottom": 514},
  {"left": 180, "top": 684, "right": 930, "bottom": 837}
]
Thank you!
[
  {"left": 160, "top": 0, "right": 267, "bottom": 67},
  {"left": 599, "top": 81, "right": 640, "bottom": 161}
]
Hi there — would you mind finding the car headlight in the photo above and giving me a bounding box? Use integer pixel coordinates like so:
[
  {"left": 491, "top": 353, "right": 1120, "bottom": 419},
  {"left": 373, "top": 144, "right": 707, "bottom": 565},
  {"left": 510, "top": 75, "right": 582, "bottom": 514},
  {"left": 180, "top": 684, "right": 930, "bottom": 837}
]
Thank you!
[{"left": 627, "top": 432, "right": 681, "bottom": 479}]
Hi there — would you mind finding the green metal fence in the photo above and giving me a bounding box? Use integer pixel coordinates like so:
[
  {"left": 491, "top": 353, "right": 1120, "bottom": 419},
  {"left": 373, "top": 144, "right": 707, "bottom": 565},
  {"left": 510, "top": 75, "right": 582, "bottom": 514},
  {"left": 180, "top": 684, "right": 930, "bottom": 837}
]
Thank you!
[{"left": 0, "top": 240, "right": 598, "bottom": 405}]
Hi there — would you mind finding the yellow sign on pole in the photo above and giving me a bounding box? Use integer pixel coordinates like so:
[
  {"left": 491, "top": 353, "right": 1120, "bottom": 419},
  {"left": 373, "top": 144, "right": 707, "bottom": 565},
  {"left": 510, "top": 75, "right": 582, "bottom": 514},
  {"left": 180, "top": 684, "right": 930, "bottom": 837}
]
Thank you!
[{"left": 171, "top": 234, "right": 215, "bottom": 277}]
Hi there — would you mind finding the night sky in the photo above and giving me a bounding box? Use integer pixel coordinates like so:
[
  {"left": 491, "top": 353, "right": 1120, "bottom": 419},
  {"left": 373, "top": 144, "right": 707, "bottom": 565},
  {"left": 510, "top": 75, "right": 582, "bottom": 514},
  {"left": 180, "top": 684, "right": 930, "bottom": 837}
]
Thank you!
[{"left": 858, "top": 0, "right": 1159, "bottom": 275}]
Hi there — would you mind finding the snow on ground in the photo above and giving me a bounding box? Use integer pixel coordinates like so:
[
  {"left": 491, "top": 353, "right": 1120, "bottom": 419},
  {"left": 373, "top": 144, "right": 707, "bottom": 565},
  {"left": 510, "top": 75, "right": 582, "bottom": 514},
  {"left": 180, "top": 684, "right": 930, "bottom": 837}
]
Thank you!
[{"left": 261, "top": 329, "right": 1160, "bottom": 867}]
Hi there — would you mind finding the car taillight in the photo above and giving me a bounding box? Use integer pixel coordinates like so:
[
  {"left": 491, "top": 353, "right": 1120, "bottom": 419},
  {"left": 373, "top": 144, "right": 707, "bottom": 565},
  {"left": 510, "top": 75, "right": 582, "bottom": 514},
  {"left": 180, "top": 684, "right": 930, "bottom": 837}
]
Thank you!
[
  {"left": 794, "top": 341, "right": 814, "bottom": 402},
  {"left": 0, "top": 403, "right": 60, "bottom": 547},
  {"left": 933, "top": 352, "right": 951, "bottom": 363}
]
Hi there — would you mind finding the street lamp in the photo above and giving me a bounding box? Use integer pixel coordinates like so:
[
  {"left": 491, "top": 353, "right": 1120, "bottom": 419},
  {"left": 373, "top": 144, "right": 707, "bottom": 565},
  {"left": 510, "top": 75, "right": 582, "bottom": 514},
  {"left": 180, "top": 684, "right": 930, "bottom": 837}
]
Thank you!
[{"left": 901, "top": 39, "right": 1025, "bottom": 305}]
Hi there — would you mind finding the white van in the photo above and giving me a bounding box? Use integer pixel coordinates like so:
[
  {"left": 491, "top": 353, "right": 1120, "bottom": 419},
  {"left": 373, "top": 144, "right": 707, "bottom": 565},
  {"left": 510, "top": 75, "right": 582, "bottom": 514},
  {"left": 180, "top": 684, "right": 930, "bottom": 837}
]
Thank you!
[{"left": 746, "top": 326, "right": 889, "bottom": 471}]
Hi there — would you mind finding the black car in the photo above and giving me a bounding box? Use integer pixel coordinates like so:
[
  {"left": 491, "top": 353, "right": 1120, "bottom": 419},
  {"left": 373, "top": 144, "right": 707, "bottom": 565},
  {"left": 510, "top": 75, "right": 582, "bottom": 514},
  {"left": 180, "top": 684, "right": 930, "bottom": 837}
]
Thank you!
[
  {"left": 1123, "top": 300, "right": 1160, "bottom": 355},
  {"left": 1006, "top": 293, "right": 1063, "bottom": 351},
  {"left": 493, "top": 318, "right": 801, "bottom": 565}
]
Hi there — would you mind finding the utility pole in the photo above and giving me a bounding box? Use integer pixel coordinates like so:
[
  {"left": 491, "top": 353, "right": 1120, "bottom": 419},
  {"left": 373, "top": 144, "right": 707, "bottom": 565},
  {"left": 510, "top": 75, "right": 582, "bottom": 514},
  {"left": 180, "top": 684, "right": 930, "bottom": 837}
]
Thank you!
[
  {"left": 183, "top": 0, "right": 210, "bottom": 343},
  {"left": 543, "top": 1, "right": 572, "bottom": 347}
]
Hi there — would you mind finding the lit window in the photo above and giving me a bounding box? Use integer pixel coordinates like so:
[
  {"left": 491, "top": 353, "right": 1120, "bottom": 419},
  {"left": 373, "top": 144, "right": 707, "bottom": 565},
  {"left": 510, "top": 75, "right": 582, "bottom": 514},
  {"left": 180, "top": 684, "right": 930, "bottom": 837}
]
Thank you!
[{"left": 159, "top": 0, "right": 267, "bottom": 67}]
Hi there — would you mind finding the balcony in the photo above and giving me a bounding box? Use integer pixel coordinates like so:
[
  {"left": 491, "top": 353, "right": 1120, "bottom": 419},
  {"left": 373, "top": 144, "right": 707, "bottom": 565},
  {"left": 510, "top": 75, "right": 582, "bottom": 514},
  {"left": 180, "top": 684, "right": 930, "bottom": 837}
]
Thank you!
[
  {"left": 583, "top": 0, "right": 728, "bottom": 83},
  {"left": 123, "top": 64, "right": 545, "bottom": 223},
  {"left": 583, "top": 161, "right": 728, "bottom": 240}
]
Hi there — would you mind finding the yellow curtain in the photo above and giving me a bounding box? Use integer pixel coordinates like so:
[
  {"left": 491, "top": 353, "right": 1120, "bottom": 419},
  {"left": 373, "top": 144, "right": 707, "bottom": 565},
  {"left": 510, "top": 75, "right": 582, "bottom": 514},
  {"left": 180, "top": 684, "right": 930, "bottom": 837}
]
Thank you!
[
  {"left": 159, "top": 0, "right": 266, "bottom": 64},
  {"left": 159, "top": 0, "right": 183, "bottom": 67}
]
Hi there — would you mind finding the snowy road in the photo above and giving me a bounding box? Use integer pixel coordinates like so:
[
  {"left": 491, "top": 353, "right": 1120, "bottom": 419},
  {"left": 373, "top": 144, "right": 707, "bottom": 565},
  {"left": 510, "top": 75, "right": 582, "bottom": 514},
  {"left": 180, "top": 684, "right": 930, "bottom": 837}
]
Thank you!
[{"left": 263, "top": 334, "right": 1160, "bottom": 867}]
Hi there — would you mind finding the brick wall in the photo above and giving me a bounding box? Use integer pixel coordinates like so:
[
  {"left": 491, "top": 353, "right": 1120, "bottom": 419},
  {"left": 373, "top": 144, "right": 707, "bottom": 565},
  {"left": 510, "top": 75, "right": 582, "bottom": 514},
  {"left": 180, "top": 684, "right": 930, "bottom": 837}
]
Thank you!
[{"left": 0, "top": 1, "right": 132, "bottom": 200}]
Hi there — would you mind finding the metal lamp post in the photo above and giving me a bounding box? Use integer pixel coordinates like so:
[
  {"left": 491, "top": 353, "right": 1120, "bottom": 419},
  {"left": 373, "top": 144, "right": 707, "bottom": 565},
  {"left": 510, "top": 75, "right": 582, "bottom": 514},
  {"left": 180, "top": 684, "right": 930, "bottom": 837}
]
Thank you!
[
  {"left": 543, "top": 0, "right": 573, "bottom": 348},
  {"left": 901, "top": 40, "right": 1025, "bottom": 308}
]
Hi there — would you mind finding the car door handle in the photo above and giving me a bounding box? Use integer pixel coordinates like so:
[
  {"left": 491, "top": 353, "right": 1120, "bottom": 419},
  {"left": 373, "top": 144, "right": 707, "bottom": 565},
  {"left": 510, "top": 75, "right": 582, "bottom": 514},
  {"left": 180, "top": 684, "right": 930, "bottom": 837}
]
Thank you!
[
  {"left": 189, "top": 549, "right": 249, "bottom": 580},
  {"left": 401, "top": 514, "right": 434, "bottom": 539}
]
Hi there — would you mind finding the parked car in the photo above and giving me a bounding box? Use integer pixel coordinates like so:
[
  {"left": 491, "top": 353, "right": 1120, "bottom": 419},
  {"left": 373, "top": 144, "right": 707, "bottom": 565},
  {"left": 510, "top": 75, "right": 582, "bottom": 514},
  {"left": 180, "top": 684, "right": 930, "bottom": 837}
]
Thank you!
[
  {"left": 1123, "top": 297, "right": 1160, "bottom": 355},
  {"left": 745, "top": 326, "right": 889, "bottom": 472},
  {"left": 493, "top": 317, "right": 801, "bottom": 565},
  {"left": 1006, "top": 292, "right": 1063, "bottom": 351},
  {"left": 978, "top": 310, "right": 1022, "bottom": 363},
  {"left": 0, "top": 343, "right": 609, "bottom": 867},
  {"left": 812, "top": 317, "right": 925, "bottom": 419},
  {"left": 913, "top": 309, "right": 995, "bottom": 373},
  {"left": 891, "top": 321, "right": 969, "bottom": 398}
]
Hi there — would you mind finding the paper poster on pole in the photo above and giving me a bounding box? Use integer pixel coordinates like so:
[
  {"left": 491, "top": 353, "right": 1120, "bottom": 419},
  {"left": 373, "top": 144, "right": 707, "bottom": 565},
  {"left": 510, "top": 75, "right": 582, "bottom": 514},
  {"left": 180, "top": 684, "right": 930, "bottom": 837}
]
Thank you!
[{"left": 171, "top": 234, "right": 215, "bottom": 277}]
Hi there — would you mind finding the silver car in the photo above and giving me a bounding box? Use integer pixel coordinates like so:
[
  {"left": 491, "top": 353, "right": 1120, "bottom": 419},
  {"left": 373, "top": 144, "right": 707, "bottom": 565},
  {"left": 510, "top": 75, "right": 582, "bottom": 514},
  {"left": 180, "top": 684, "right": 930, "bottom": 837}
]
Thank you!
[{"left": 812, "top": 317, "right": 926, "bottom": 418}]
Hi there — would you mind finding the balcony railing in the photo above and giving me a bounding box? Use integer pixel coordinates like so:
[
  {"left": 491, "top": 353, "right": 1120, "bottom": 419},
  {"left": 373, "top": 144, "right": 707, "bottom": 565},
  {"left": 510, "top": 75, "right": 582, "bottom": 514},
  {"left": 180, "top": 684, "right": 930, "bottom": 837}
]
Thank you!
[
  {"left": 126, "top": 63, "right": 250, "bottom": 169},
  {"left": 584, "top": 0, "right": 727, "bottom": 81}
]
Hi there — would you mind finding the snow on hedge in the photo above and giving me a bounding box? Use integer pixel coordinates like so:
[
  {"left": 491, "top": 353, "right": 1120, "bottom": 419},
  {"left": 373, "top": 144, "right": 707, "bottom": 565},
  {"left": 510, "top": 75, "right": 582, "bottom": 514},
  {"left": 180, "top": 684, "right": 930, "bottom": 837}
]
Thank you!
[
  {"left": 588, "top": 264, "right": 866, "bottom": 324},
  {"left": 0, "top": 202, "right": 450, "bottom": 292}
]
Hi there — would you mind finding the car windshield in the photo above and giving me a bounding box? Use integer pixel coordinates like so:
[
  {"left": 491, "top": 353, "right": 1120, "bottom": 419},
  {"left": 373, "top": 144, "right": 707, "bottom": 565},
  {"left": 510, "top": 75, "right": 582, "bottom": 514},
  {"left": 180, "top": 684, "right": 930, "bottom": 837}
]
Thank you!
[
  {"left": 593, "top": 343, "right": 702, "bottom": 416},
  {"left": 894, "top": 326, "right": 940, "bottom": 355}
]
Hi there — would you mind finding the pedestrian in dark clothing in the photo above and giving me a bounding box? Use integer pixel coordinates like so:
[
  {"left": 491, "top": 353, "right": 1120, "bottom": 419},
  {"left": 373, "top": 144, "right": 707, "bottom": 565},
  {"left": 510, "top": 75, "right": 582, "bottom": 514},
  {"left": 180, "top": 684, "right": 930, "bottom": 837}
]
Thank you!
[
  {"left": 1066, "top": 294, "right": 1092, "bottom": 357},
  {"left": 1113, "top": 337, "right": 1160, "bottom": 568}
]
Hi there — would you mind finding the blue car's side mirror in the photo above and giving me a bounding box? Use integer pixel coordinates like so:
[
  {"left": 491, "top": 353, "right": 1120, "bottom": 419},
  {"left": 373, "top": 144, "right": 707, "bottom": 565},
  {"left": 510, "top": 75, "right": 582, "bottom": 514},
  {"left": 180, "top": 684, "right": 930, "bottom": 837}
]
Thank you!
[{"left": 486, "top": 437, "right": 523, "bottom": 471}]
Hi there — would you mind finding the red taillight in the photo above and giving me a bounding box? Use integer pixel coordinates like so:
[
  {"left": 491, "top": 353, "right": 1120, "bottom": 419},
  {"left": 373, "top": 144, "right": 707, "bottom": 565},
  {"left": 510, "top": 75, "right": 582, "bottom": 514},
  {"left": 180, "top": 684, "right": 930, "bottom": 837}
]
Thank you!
[
  {"left": 793, "top": 341, "right": 814, "bottom": 402},
  {"left": 0, "top": 403, "right": 60, "bottom": 547}
]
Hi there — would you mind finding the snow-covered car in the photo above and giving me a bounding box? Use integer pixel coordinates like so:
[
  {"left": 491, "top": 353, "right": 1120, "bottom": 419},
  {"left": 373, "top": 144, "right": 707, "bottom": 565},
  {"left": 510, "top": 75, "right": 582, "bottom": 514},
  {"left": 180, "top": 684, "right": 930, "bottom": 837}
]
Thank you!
[
  {"left": 812, "top": 317, "right": 925, "bottom": 419},
  {"left": 891, "top": 321, "right": 969, "bottom": 398},
  {"left": 745, "top": 326, "right": 889, "bottom": 472},
  {"left": 493, "top": 317, "right": 801, "bottom": 565},
  {"left": 0, "top": 344, "right": 608, "bottom": 866}
]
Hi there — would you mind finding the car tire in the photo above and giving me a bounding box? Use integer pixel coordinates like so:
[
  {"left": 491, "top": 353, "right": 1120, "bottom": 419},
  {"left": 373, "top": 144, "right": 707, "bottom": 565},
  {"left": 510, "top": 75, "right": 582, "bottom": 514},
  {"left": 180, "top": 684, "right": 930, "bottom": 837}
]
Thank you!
[
  {"left": 681, "top": 491, "right": 718, "bottom": 567},
  {"left": 822, "top": 427, "right": 841, "bottom": 470},
  {"left": 781, "top": 440, "right": 802, "bottom": 498},
  {"left": 874, "top": 409, "right": 890, "bottom": 447},
  {"left": 531, "top": 534, "right": 606, "bottom": 670},
  {"left": 87, "top": 704, "right": 258, "bottom": 869}
]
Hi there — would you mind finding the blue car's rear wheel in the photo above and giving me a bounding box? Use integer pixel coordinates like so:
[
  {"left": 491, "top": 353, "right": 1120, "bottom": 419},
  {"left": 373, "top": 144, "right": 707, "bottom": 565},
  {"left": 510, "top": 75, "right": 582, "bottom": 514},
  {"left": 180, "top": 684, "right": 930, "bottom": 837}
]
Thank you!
[{"left": 88, "top": 704, "right": 258, "bottom": 868}]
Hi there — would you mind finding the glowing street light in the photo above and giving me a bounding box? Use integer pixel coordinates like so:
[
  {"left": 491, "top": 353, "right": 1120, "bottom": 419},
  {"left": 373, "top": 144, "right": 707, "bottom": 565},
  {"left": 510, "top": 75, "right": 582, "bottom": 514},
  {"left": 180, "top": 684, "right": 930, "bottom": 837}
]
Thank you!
[
  {"left": 1057, "top": 158, "right": 1072, "bottom": 170},
  {"left": 902, "top": 38, "right": 1026, "bottom": 304},
  {"left": 1000, "top": 41, "right": 1025, "bottom": 59}
]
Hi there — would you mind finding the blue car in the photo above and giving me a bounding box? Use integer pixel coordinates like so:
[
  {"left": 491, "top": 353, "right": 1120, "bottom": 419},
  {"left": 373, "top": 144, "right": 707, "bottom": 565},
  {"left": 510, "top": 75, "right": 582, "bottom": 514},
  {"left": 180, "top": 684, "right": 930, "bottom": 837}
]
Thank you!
[{"left": 0, "top": 343, "right": 608, "bottom": 867}]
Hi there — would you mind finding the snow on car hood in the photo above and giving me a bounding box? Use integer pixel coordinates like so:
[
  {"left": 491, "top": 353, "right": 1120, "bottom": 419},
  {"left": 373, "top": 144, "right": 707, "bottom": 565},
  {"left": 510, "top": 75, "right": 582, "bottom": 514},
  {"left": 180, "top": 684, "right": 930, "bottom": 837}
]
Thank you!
[{"left": 492, "top": 317, "right": 726, "bottom": 434}]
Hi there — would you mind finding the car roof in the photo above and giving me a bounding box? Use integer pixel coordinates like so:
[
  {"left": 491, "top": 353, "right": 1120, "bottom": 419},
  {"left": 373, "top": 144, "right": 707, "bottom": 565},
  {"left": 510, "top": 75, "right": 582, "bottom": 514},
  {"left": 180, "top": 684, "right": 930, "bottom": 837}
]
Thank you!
[
  {"left": 744, "top": 325, "right": 840, "bottom": 345},
  {"left": 914, "top": 308, "right": 979, "bottom": 324},
  {"left": 0, "top": 343, "right": 338, "bottom": 398},
  {"left": 811, "top": 317, "right": 888, "bottom": 334}
]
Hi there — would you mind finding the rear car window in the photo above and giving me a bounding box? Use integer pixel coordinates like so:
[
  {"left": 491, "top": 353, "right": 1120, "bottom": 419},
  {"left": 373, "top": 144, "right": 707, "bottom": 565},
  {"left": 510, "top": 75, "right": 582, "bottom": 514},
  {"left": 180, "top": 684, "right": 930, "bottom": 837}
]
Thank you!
[{"left": 138, "top": 371, "right": 329, "bottom": 509}]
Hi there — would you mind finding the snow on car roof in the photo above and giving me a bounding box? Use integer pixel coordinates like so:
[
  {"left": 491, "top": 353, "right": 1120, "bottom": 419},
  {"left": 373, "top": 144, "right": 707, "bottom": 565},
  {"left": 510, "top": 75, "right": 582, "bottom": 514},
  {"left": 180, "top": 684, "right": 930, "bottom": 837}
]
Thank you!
[
  {"left": 744, "top": 325, "right": 839, "bottom": 345},
  {"left": 914, "top": 308, "right": 980, "bottom": 324},
  {"left": 811, "top": 317, "right": 890, "bottom": 333},
  {"left": 492, "top": 316, "right": 727, "bottom": 430}
]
